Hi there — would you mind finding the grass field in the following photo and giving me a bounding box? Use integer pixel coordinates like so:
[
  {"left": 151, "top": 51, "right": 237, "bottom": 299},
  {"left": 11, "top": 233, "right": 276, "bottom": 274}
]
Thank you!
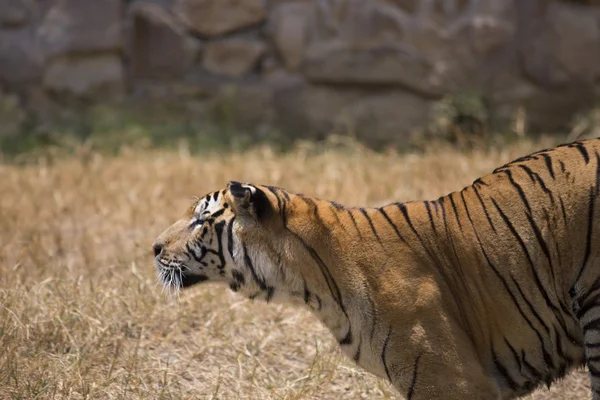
[{"left": 0, "top": 138, "right": 592, "bottom": 399}]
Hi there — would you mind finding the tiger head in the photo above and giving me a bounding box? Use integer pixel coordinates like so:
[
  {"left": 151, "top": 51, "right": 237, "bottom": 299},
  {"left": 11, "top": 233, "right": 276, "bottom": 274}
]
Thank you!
[{"left": 152, "top": 181, "right": 298, "bottom": 300}]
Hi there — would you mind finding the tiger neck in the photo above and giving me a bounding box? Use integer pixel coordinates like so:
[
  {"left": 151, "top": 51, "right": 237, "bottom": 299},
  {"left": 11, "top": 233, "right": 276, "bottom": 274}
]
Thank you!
[{"left": 280, "top": 198, "right": 376, "bottom": 361}]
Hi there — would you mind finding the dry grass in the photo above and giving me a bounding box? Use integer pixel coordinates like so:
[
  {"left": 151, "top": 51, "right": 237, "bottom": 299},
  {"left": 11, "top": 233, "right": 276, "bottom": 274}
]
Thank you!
[{"left": 0, "top": 138, "right": 592, "bottom": 399}]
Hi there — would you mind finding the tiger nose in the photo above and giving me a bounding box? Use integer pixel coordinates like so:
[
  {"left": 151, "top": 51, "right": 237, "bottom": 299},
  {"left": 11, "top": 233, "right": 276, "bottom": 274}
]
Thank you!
[{"left": 152, "top": 242, "right": 163, "bottom": 257}]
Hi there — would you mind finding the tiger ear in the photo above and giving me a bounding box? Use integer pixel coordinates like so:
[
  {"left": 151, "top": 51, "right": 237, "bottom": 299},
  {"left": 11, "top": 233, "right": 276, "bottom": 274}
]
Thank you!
[{"left": 227, "top": 181, "right": 272, "bottom": 220}]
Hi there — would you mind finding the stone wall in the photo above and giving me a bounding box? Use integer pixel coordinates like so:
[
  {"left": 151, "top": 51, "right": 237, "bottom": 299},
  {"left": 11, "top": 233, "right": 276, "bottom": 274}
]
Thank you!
[{"left": 1, "top": 0, "right": 600, "bottom": 146}]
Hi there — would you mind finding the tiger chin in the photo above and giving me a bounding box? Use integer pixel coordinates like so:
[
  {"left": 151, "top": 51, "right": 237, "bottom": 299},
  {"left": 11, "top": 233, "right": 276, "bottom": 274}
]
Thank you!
[{"left": 154, "top": 138, "right": 600, "bottom": 399}]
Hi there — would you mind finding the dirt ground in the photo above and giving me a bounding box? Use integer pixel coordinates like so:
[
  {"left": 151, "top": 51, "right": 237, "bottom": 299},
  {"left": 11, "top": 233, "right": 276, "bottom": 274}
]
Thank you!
[{"left": 0, "top": 139, "right": 592, "bottom": 399}]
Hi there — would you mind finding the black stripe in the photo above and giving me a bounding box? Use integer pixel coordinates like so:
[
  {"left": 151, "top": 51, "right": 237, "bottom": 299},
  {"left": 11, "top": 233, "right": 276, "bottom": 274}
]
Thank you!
[
  {"left": 491, "top": 198, "right": 562, "bottom": 317},
  {"left": 377, "top": 207, "right": 405, "bottom": 242},
  {"left": 212, "top": 191, "right": 219, "bottom": 201},
  {"left": 440, "top": 197, "right": 462, "bottom": 265},
  {"left": 284, "top": 227, "right": 346, "bottom": 314},
  {"left": 473, "top": 177, "right": 488, "bottom": 186},
  {"left": 346, "top": 209, "right": 362, "bottom": 238},
  {"left": 227, "top": 217, "right": 236, "bottom": 260},
  {"left": 339, "top": 328, "right": 352, "bottom": 345},
  {"left": 570, "top": 141, "right": 590, "bottom": 164},
  {"left": 406, "top": 353, "right": 421, "bottom": 400},
  {"left": 525, "top": 211, "right": 557, "bottom": 291},
  {"left": 353, "top": 336, "right": 362, "bottom": 363},
  {"left": 211, "top": 208, "right": 226, "bottom": 219},
  {"left": 587, "top": 355, "right": 600, "bottom": 363},
  {"left": 589, "top": 364, "right": 600, "bottom": 378},
  {"left": 471, "top": 184, "right": 497, "bottom": 233},
  {"left": 573, "top": 153, "right": 600, "bottom": 285},
  {"left": 463, "top": 194, "right": 553, "bottom": 354},
  {"left": 510, "top": 276, "right": 558, "bottom": 373},
  {"left": 330, "top": 200, "right": 344, "bottom": 210},
  {"left": 553, "top": 327, "right": 570, "bottom": 372},
  {"left": 280, "top": 196, "right": 288, "bottom": 227},
  {"left": 583, "top": 318, "right": 600, "bottom": 332},
  {"left": 231, "top": 270, "right": 245, "bottom": 285},
  {"left": 491, "top": 342, "right": 520, "bottom": 391},
  {"left": 381, "top": 326, "right": 393, "bottom": 382},
  {"left": 574, "top": 186, "right": 596, "bottom": 285},
  {"left": 329, "top": 204, "right": 342, "bottom": 227},
  {"left": 558, "top": 196, "right": 568, "bottom": 227},
  {"left": 577, "top": 293, "right": 600, "bottom": 319},
  {"left": 265, "top": 286, "right": 274, "bottom": 302},
  {"left": 519, "top": 164, "right": 536, "bottom": 183},
  {"left": 447, "top": 194, "right": 463, "bottom": 230},
  {"left": 590, "top": 364, "right": 600, "bottom": 378},
  {"left": 248, "top": 291, "right": 261, "bottom": 300},
  {"left": 540, "top": 153, "right": 556, "bottom": 179},
  {"left": 303, "top": 279, "right": 311, "bottom": 305},
  {"left": 521, "top": 350, "right": 544, "bottom": 383},
  {"left": 359, "top": 208, "right": 381, "bottom": 243},
  {"left": 363, "top": 280, "right": 379, "bottom": 345},
  {"left": 518, "top": 165, "right": 555, "bottom": 204},
  {"left": 431, "top": 199, "right": 441, "bottom": 216},
  {"left": 505, "top": 169, "right": 532, "bottom": 214},
  {"left": 504, "top": 337, "right": 524, "bottom": 375},
  {"left": 579, "top": 276, "right": 600, "bottom": 308},
  {"left": 242, "top": 244, "right": 267, "bottom": 291},
  {"left": 511, "top": 276, "right": 551, "bottom": 335},
  {"left": 186, "top": 243, "right": 203, "bottom": 263},
  {"left": 396, "top": 203, "right": 421, "bottom": 238},
  {"left": 559, "top": 160, "right": 566, "bottom": 173},
  {"left": 396, "top": 203, "right": 439, "bottom": 263},
  {"left": 299, "top": 196, "right": 326, "bottom": 228},
  {"left": 424, "top": 201, "right": 437, "bottom": 233},
  {"left": 266, "top": 186, "right": 283, "bottom": 216}
]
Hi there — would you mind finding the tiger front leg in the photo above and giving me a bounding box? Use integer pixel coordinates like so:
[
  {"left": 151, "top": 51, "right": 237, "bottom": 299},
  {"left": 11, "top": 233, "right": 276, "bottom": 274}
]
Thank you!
[
  {"left": 580, "top": 303, "right": 600, "bottom": 399},
  {"left": 383, "top": 347, "right": 501, "bottom": 400}
]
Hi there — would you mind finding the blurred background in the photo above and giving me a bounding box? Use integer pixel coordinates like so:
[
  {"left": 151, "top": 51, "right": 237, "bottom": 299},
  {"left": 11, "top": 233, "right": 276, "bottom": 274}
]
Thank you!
[
  {"left": 2, "top": 0, "right": 600, "bottom": 154},
  {"left": 1, "top": 1, "right": 599, "bottom": 399}
]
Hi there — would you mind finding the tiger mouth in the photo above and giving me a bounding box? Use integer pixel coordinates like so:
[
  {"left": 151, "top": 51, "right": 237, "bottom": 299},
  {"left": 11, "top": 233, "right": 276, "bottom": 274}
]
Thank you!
[{"left": 155, "top": 260, "right": 208, "bottom": 291}]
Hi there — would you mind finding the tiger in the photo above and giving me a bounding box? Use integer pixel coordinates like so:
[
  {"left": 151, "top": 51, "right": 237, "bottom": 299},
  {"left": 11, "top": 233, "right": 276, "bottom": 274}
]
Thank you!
[{"left": 153, "top": 138, "right": 600, "bottom": 399}]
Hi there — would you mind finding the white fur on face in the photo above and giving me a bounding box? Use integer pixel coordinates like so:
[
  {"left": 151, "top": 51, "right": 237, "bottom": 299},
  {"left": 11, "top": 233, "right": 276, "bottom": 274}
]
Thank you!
[
  {"left": 192, "top": 192, "right": 225, "bottom": 224},
  {"left": 241, "top": 184, "right": 256, "bottom": 194}
]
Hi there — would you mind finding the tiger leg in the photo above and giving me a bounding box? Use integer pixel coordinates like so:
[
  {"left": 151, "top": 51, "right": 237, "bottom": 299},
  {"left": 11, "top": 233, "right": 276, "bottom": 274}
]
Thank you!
[
  {"left": 387, "top": 351, "right": 500, "bottom": 400},
  {"left": 384, "top": 323, "right": 501, "bottom": 400},
  {"left": 579, "top": 294, "right": 600, "bottom": 399}
]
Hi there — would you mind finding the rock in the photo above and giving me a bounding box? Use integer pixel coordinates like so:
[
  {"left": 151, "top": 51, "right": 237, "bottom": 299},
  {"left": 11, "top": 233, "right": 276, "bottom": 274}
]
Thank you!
[
  {"left": 303, "top": 0, "right": 519, "bottom": 95},
  {"left": 518, "top": 1, "right": 600, "bottom": 88},
  {"left": 207, "top": 83, "right": 275, "bottom": 129},
  {"left": 270, "top": 2, "right": 311, "bottom": 70},
  {"left": 0, "top": 28, "right": 43, "bottom": 87},
  {"left": 337, "top": 92, "right": 430, "bottom": 147},
  {"left": 37, "top": 0, "right": 122, "bottom": 57},
  {"left": 203, "top": 37, "right": 266, "bottom": 77},
  {"left": 0, "top": 89, "right": 27, "bottom": 138},
  {"left": 174, "top": 0, "right": 267, "bottom": 37},
  {"left": 488, "top": 63, "right": 596, "bottom": 133},
  {"left": 469, "top": 1, "right": 516, "bottom": 56},
  {"left": 303, "top": 40, "right": 443, "bottom": 96},
  {"left": 273, "top": 84, "right": 430, "bottom": 145},
  {"left": 0, "top": 0, "right": 36, "bottom": 27},
  {"left": 43, "top": 55, "right": 124, "bottom": 97},
  {"left": 128, "top": 2, "right": 201, "bottom": 80}
]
